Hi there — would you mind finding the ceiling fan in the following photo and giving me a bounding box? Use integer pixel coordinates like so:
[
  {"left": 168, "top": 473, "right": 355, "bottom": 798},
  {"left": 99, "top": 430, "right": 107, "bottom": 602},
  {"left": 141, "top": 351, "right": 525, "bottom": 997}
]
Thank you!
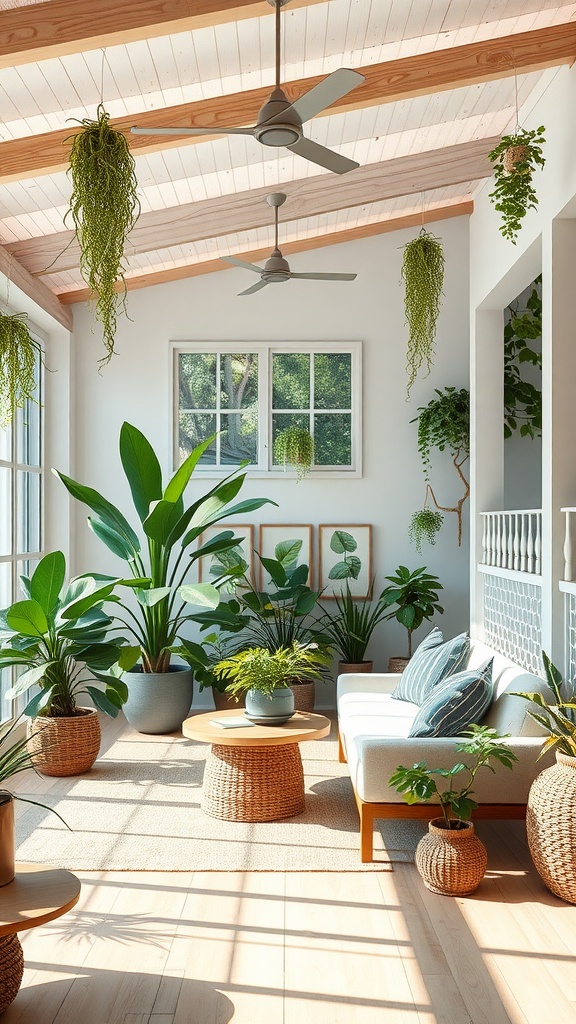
[
  {"left": 221, "top": 192, "right": 357, "bottom": 295},
  {"left": 131, "top": 0, "right": 365, "bottom": 175}
]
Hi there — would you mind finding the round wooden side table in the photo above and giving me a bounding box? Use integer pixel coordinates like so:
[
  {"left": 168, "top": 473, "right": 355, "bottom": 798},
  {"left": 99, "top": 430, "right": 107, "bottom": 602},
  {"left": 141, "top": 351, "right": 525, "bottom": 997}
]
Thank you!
[
  {"left": 183, "top": 710, "right": 331, "bottom": 822},
  {"left": 0, "top": 863, "right": 81, "bottom": 1013}
]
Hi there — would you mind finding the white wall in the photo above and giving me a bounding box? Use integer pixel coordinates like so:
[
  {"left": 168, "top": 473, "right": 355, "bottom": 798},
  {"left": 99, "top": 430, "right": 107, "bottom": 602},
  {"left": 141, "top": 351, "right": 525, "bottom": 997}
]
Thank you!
[{"left": 68, "top": 218, "right": 471, "bottom": 706}]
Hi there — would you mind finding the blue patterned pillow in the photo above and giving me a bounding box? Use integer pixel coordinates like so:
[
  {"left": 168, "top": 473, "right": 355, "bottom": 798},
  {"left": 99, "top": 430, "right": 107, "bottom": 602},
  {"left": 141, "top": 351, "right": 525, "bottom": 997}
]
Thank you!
[
  {"left": 408, "top": 659, "right": 494, "bottom": 738},
  {"left": 393, "top": 629, "right": 470, "bottom": 705}
]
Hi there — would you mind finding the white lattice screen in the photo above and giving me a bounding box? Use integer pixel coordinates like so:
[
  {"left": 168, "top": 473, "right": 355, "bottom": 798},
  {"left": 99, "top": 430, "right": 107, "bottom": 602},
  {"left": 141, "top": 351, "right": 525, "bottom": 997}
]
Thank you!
[
  {"left": 565, "top": 592, "right": 576, "bottom": 684},
  {"left": 483, "top": 574, "right": 543, "bottom": 675}
]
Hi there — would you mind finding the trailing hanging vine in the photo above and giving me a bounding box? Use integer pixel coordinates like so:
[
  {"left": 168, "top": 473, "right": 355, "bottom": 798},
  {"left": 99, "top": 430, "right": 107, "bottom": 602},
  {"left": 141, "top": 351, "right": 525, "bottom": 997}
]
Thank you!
[
  {"left": 273, "top": 425, "right": 314, "bottom": 481},
  {"left": 504, "top": 275, "right": 542, "bottom": 439},
  {"left": 0, "top": 311, "right": 41, "bottom": 427},
  {"left": 488, "top": 126, "right": 545, "bottom": 244},
  {"left": 408, "top": 508, "right": 444, "bottom": 554},
  {"left": 401, "top": 228, "right": 445, "bottom": 397},
  {"left": 66, "top": 104, "right": 140, "bottom": 364},
  {"left": 410, "top": 386, "right": 470, "bottom": 547}
]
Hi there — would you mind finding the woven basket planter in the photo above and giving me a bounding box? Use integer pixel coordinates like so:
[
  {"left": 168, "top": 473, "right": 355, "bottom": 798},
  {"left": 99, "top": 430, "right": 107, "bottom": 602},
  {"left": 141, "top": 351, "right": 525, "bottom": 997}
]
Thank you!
[
  {"left": 388, "top": 657, "right": 410, "bottom": 674},
  {"left": 526, "top": 751, "right": 576, "bottom": 904},
  {"left": 503, "top": 144, "right": 530, "bottom": 174},
  {"left": 0, "top": 933, "right": 24, "bottom": 1013},
  {"left": 289, "top": 680, "right": 315, "bottom": 713},
  {"left": 27, "top": 707, "right": 101, "bottom": 777},
  {"left": 212, "top": 689, "right": 245, "bottom": 712},
  {"left": 415, "top": 818, "right": 488, "bottom": 896},
  {"left": 338, "top": 661, "right": 373, "bottom": 675}
]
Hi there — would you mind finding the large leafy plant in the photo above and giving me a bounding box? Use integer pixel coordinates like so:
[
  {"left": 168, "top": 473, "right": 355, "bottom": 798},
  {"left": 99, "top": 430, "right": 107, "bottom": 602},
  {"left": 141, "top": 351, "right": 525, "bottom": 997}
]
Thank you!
[
  {"left": 512, "top": 651, "right": 576, "bottom": 758},
  {"left": 390, "top": 726, "right": 517, "bottom": 828},
  {"left": 410, "top": 386, "right": 470, "bottom": 547},
  {"left": 401, "top": 229, "right": 445, "bottom": 397},
  {"left": 379, "top": 565, "right": 443, "bottom": 659},
  {"left": 488, "top": 126, "right": 545, "bottom": 244},
  {"left": 56, "top": 423, "right": 274, "bottom": 674},
  {"left": 0, "top": 551, "right": 127, "bottom": 718},
  {"left": 0, "top": 310, "right": 41, "bottom": 428},
  {"left": 504, "top": 276, "right": 542, "bottom": 440},
  {"left": 66, "top": 105, "right": 140, "bottom": 364}
]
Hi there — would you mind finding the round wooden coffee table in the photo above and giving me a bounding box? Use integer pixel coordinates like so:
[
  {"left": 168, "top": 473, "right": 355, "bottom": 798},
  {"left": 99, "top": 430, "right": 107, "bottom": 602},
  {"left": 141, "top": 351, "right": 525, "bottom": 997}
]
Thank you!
[
  {"left": 0, "top": 863, "right": 81, "bottom": 1013},
  {"left": 183, "top": 710, "right": 331, "bottom": 822}
]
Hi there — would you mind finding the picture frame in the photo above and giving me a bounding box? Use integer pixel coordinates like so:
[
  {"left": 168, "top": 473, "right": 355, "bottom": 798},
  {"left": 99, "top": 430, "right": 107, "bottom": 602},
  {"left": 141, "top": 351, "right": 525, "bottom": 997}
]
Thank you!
[
  {"left": 197, "top": 524, "right": 254, "bottom": 585},
  {"left": 258, "top": 524, "right": 313, "bottom": 589},
  {"left": 318, "top": 524, "right": 372, "bottom": 599}
]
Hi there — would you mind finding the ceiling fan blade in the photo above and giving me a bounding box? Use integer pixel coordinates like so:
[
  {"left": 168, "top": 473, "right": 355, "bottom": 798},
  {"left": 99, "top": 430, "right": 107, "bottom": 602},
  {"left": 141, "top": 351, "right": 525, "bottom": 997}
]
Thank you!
[
  {"left": 221, "top": 256, "right": 263, "bottom": 273},
  {"left": 130, "top": 126, "right": 256, "bottom": 137},
  {"left": 288, "top": 136, "right": 359, "bottom": 175},
  {"left": 238, "top": 280, "right": 269, "bottom": 296},
  {"left": 290, "top": 273, "right": 357, "bottom": 281},
  {"left": 284, "top": 69, "right": 365, "bottom": 125}
]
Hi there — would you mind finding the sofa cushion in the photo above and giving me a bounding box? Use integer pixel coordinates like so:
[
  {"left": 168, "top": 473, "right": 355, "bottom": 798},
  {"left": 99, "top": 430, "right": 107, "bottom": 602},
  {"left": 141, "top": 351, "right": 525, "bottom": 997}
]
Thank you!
[
  {"left": 393, "top": 628, "right": 470, "bottom": 705},
  {"left": 408, "top": 659, "right": 494, "bottom": 738}
]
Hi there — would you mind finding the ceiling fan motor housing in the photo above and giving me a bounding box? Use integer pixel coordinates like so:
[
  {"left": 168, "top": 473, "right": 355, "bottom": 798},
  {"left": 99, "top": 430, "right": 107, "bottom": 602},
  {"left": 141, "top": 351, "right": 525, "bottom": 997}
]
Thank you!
[
  {"left": 255, "top": 88, "right": 302, "bottom": 147},
  {"left": 263, "top": 250, "right": 291, "bottom": 282}
]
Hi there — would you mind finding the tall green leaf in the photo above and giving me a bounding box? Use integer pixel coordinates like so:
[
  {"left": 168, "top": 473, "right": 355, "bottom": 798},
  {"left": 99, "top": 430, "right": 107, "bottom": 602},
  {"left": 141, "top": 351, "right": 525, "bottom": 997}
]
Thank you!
[
  {"left": 88, "top": 517, "right": 138, "bottom": 561},
  {"left": 119, "top": 422, "right": 163, "bottom": 523},
  {"left": 55, "top": 470, "right": 141, "bottom": 552},
  {"left": 164, "top": 433, "right": 217, "bottom": 502},
  {"left": 6, "top": 600, "right": 48, "bottom": 637},
  {"left": 30, "top": 551, "right": 65, "bottom": 615}
]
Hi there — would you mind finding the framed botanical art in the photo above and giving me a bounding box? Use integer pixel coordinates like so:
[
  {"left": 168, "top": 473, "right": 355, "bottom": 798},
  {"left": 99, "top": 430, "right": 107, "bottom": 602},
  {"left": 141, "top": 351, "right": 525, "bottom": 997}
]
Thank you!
[
  {"left": 319, "top": 524, "right": 372, "bottom": 599},
  {"left": 258, "top": 524, "right": 313, "bottom": 588},
  {"left": 197, "top": 524, "right": 254, "bottom": 585}
]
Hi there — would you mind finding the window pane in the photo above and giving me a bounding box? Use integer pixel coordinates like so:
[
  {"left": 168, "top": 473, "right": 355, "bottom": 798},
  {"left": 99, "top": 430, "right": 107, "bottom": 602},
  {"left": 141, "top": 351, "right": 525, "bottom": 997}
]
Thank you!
[
  {"left": 0, "top": 560, "right": 10, "bottom": 608},
  {"left": 314, "top": 414, "right": 351, "bottom": 465},
  {"left": 272, "top": 413, "right": 310, "bottom": 466},
  {"left": 272, "top": 353, "right": 310, "bottom": 409},
  {"left": 220, "top": 353, "right": 258, "bottom": 409},
  {"left": 17, "top": 471, "right": 41, "bottom": 553},
  {"left": 16, "top": 395, "right": 41, "bottom": 467},
  {"left": 179, "top": 413, "right": 217, "bottom": 464},
  {"left": 179, "top": 353, "right": 217, "bottom": 410},
  {"left": 220, "top": 413, "right": 257, "bottom": 465},
  {"left": 0, "top": 424, "right": 10, "bottom": 462},
  {"left": 314, "top": 353, "right": 351, "bottom": 409},
  {"left": 0, "top": 467, "right": 11, "bottom": 556}
]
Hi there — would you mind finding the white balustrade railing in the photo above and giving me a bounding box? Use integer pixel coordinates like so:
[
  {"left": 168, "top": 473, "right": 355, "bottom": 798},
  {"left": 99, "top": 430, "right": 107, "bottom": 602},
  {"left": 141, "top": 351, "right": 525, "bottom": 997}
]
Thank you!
[
  {"left": 561, "top": 508, "right": 576, "bottom": 582},
  {"left": 480, "top": 510, "right": 542, "bottom": 575}
]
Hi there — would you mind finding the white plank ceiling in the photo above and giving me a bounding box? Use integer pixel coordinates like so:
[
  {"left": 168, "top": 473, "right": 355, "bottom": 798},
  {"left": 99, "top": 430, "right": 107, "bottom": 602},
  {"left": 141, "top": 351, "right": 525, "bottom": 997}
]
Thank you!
[{"left": 0, "top": 0, "right": 574, "bottom": 300}]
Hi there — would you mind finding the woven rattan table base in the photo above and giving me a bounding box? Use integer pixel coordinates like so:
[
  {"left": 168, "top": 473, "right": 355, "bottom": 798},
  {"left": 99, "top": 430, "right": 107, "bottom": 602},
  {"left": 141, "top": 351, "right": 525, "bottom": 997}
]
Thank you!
[
  {"left": 202, "top": 742, "right": 305, "bottom": 821},
  {"left": 0, "top": 933, "right": 24, "bottom": 1013}
]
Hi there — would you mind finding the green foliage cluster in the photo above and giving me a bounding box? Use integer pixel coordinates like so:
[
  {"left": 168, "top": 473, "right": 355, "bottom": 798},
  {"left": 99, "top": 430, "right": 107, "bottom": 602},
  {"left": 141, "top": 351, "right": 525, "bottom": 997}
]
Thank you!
[
  {"left": 408, "top": 509, "right": 444, "bottom": 554},
  {"left": 401, "top": 229, "right": 445, "bottom": 397},
  {"left": 413, "top": 386, "right": 470, "bottom": 479},
  {"left": 0, "top": 311, "right": 41, "bottom": 427},
  {"left": 504, "top": 276, "right": 542, "bottom": 439},
  {"left": 213, "top": 641, "right": 331, "bottom": 698},
  {"left": 379, "top": 566, "right": 443, "bottom": 658},
  {"left": 512, "top": 651, "right": 576, "bottom": 758},
  {"left": 389, "top": 725, "right": 518, "bottom": 827},
  {"left": 488, "top": 126, "right": 546, "bottom": 244},
  {"left": 66, "top": 105, "right": 140, "bottom": 364},
  {"left": 319, "top": 584, "right": 386, "bottom": 664},
  {"left": 273, "top": 425, "right": 314, "bottom": 480},
  {"left": 0, "top": 717, "right": 68, "bottom": 823}
]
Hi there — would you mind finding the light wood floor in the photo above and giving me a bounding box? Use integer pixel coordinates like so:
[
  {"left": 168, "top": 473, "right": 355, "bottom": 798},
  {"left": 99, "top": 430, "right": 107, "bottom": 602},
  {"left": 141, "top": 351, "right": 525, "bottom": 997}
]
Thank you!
[{"left": 6, "top": 717, "right": 576, "bottom": 1024}]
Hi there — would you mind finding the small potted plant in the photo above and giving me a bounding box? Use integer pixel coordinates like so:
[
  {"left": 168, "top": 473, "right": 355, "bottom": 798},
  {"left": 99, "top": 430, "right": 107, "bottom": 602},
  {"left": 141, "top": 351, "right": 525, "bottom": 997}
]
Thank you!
[
  {"left": 212, "top": 641, "right": 331, "bottom": 724},
  {"left": 390, "top": 726, "right": 517, "bottom": 895},
  {"left": 379, "top": 565, "right": 443, "bottom": 671},
  {"left": 273, "top": 425, "right": 314, "bottom": 480},
  {"left": 512, "top": 652, "right": 576, "bottom": 903},
  {"left": 0, "top": 550, "right": 129, "bottom": 776},
  {"left": 488, "top": 125, "right": 545, "bottom": 244}
]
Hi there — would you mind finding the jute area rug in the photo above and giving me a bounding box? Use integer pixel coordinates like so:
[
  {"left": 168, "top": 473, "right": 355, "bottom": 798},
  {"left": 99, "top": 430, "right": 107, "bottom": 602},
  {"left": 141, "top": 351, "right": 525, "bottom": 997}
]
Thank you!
[{"left": 15, "top": 715, "right": 426, "bottom": 872}]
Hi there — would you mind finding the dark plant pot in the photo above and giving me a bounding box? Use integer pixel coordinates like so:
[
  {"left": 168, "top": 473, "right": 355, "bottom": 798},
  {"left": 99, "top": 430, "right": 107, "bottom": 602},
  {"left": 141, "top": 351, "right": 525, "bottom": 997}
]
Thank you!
[
  {"left": 212, "top": 689, "right": 245, "bottom": 712},
  {"left": 338, "top": 660, "right": 373, "bottom": 675},
  {"left": 0, "top": 792, "right": 14, "bottom": 887},
  {"left": 245, "top": 687, "right": 295, "bottom": 724},
  {"left": 123, "top": 666, "right": 194, "bottom": 734},
  {"left": 27, "top": 708, "right": 101, "bottom": 776}
]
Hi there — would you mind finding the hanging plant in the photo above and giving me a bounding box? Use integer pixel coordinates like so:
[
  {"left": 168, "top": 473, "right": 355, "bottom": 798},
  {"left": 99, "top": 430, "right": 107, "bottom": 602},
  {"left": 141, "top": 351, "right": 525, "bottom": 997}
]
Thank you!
[
  {"left": 504, "top": 275, "right": 542, "bottom": 439},
  {"left": 0, "top": 310, "right": 41, "bottom": 427},
  {"left": 401, "top": 228, "right": 445, "bottom": 397},
  {"left": 410, "top": 386, "right": 470, "bottom": 547},
  {"left": 66, "top": 104, "right": 140, "bottom": 365},
  {"left": 274, "top": 426, "right": 314, "bottom": 481},
  {"left": 408, "top": 508, "right": 444, "bottom": 554},
  {"left": 488, "top": 126, "right": 545, "bottom": 244}
]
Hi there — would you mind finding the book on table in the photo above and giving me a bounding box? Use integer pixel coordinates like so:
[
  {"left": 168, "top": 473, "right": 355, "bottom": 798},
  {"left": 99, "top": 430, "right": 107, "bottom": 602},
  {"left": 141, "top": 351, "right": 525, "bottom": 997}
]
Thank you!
[{"left": 210, "top": 717, "right": 254, "bottom": 729}]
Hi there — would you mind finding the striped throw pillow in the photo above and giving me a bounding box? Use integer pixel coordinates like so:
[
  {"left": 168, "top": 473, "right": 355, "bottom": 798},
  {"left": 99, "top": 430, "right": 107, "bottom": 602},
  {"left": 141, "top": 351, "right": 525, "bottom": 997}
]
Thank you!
[
  {"left": 408, "top": 659, "right": 494, "bottom": 738},
  {"left": 392, "top": 629, "right": 470, "bottom": 706}
]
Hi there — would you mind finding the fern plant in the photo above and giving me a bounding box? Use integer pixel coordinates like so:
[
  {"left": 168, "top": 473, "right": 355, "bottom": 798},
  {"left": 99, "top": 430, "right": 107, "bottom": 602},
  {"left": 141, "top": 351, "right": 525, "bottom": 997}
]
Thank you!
[
  {"left": 401, "top": 229, "right": 445, "bottom": 397},
  {"left": 0, "top": 310, "right": 41, "bottom": 427},
  {"left": 488, "top": 126, "right": 546, "bottom": 244}
]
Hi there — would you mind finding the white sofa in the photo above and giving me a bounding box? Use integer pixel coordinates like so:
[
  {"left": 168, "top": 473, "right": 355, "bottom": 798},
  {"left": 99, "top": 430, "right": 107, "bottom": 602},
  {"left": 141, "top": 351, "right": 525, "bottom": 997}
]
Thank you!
[{"left": 337, "top": 640, "right": 553, "bottom": 862}]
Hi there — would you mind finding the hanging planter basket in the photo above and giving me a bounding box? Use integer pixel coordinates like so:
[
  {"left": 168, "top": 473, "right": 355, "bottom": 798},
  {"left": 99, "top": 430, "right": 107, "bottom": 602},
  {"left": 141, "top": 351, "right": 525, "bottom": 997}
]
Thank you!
[{"left": 488, "top": 126, "right": 545, "bottom": 244}]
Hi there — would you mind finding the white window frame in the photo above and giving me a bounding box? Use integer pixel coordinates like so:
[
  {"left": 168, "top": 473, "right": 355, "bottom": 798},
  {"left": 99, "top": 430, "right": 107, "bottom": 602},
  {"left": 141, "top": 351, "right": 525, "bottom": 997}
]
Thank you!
[
  {"left": 0, "top": 340, "right": 44, "bottom": 724},
  {"left": 172, "top": 340, "right": 362, "bottom": 478}
]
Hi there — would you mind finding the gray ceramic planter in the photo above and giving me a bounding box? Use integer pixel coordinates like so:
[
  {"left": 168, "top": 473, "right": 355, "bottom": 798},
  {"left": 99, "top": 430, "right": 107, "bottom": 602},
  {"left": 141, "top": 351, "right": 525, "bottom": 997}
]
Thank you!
[
  {"left": 245, "top": 686, "right": 295, "bottom": 724},
  {"left": 122, "top": 666, "right": 194, "bottom": 734}
]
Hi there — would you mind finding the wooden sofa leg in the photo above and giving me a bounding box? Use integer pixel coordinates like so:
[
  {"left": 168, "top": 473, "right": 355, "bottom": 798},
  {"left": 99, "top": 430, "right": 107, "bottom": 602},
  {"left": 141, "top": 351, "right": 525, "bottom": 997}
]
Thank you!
[
  {"left": 358, "top": 802, "right": 374, "bottom": 863},
  {"left": 338, "top": 731, "right": 347, "bottom": 764}
]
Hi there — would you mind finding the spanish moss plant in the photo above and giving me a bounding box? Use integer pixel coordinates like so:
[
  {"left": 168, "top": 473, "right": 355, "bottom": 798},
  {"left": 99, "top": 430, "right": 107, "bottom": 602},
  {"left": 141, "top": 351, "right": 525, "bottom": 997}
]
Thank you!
[
  {"left": 401, "top": 229, "right": 445, "bottom": 397},
  {"left": 66, "top": 104, "right": 140, "bottom": 365},
  {"left": 274, "top": 425, "right": 314, "bottom": 481},
  {"left": 408, "top": 508, "right": 444, "bottom": 553},
  {"left": 0, "top": 310, "right": 41, "bottom": 427},
  {"left": 488, "top": 126, "right": 545, "bottom": 244}
]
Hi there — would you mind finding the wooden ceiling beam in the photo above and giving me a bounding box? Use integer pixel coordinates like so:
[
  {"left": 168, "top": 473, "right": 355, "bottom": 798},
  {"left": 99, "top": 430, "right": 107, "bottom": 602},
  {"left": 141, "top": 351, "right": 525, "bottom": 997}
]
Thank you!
[
  {"left": 0, "top": 244, "right": 73, "bottom": 330},
  {"left": 0, "top": 22, "right": 573, "bottom": 184},
  {"left": 56, "top": 199, "right": 474, "bottom": 304},
  {"left": 0, "top": 0, "right": 322, "bottom": 69},
  {"left": 8, "top": 137, "right": 495, "bottom": 276}
]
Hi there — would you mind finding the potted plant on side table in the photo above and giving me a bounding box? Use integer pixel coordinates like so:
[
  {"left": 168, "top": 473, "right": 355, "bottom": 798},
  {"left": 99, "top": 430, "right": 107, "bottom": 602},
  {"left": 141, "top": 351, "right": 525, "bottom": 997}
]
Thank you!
[
  {"left": 390, "top": 726, "right": 517, "bottom": 896},
  {"left": 56, "top": 422, "right": 274, "bottom": 734},
  {"left": 379, "top": 565, "right": 443, "bottom": 672},
  {"left": 0, "top": 550, "right": 128, "bottom": 776}
]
